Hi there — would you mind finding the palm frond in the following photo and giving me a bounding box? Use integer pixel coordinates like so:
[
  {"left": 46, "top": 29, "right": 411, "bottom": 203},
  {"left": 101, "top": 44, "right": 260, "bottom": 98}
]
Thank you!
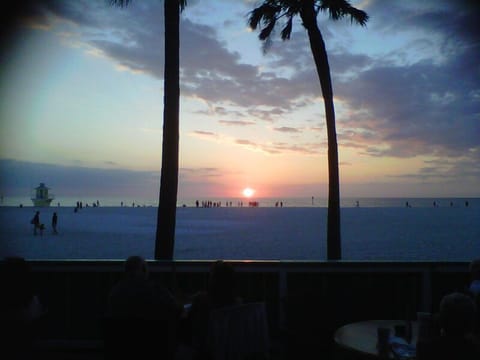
[
  {"left": 259, "top": 19, "right": 276, "bottom": 40},
  {"left": 281, "top": 17, "right": 293, "bottom": 40},
  {"left": 110, "top": 0, "right": 187, "bottom": 13},
  {"left": 180, "top": 0, "right": 187, "bottom": 12},
  {"left": 319, "top": 0, "right": 345, "bottom": 20},
  {"left": 319, "top": 0, "right": 368, "bottom": 26},
  {"left": 248, "top": 4, "right": 280, "bottom": 30},
  {"left": 348, "top": 7, "right": 368, "bottom": 26},
  {"left": 248, "top": 6, "right": 265, "bottom": 30}
]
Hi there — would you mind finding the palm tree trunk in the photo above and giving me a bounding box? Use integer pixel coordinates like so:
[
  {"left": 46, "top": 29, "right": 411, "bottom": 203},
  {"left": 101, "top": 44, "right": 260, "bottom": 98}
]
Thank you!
[
  {"left": 155, "top": 0, "right": 180, "bottom": 260},
  {"left": 301, "top": 1, "right": 341, "bottom": 260}
]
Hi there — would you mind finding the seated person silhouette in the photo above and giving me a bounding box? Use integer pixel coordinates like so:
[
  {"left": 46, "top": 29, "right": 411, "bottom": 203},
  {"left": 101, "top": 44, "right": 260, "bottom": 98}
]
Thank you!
[
  {"left": 416, "top": 292, "right": 480, "bottom": 360},
  {"left": 468, "top": 258, "right": 480, "bottom": 297},
  {"left": 468, "top": 258, "right": 480, "bottom": 334},
  {"left": 105, "top": 255, "right": 182, "bottom": 360},
  {"left": 0, "top": 256, "right": 45, "bottom": 359},
  {"left": 183, "top": 260, "right": 243, "bottom": 360}
]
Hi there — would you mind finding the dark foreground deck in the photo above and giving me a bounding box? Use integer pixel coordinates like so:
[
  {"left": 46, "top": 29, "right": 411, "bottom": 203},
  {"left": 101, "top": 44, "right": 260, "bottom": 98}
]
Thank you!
[{"left": 11, "top": 260, "right": 474, "bottom": 359}]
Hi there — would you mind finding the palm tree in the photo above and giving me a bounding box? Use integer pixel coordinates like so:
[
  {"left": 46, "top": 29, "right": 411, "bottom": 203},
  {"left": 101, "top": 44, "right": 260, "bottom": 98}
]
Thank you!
[
  {"left": 248, "top": 0, "right": 368, "bottom": 260},
  {"left": 111, "top": 0, "right": 187, "bottom": 260},
  {"left": 155, "top": 0, "right": 188, "bottom": 260}
]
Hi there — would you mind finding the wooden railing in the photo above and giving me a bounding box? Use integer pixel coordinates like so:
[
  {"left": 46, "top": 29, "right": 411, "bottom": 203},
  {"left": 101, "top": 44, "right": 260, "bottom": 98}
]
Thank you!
[{"left": 25, "top": 260, "right": 470, "bottom": 347}]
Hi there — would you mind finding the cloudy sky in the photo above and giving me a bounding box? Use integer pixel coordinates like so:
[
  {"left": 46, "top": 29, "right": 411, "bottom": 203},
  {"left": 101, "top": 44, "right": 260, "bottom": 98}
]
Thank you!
[{"left": 0, "top": 0, "right": 479, "bottom": 203}]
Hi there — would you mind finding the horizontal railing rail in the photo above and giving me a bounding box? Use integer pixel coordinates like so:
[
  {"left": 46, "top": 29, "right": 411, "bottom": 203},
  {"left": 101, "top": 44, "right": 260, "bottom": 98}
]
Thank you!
[{"left": 5, "top": 259, "right": 472, "bottom": 356}]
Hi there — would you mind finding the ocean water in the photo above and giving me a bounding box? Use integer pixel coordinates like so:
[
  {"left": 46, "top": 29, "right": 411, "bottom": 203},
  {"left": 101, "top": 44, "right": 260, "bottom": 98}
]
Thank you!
[{"left": 1, "top": 195, "right": 478, "bottom": 209}]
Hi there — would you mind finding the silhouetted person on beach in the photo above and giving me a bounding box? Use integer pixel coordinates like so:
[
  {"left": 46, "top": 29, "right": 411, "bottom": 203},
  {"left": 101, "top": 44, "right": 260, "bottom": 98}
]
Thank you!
[
  {"left": 417, "top": 292, "right": 480, "bottom": 360},
  {"left": 30, "top": 211, "right": 40, "bottom": 235},
  {"left": 51, "top": 212, "right": 58, "bottom": 234}
]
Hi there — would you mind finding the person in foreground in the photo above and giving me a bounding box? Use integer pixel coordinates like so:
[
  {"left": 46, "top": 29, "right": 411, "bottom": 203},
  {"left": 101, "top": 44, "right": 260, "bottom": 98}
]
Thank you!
[
  {"left": 468, "top": 258, "right": 480, "bottom": 336},
  {"left": 416, "top": 292, "right": 480, "bottom": 360},
  {"left": 182, "top": 260, "right": 243, "bottom": 360},
  {"left": 468, "top": 258, "right": 480, "bottom": 297},
  {"left": 0, "top": 256, "right": 46, "bottom": 359},
  {"left": 105, "top": 255, "right": 182, "bottom": 360}
]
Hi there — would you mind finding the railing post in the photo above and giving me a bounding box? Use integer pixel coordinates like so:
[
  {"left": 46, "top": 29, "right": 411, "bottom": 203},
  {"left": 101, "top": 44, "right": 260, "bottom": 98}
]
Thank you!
[
  {"left": 421, "top": 266, "right": 432, "bottom": 313},
  {"left": 278, "top": 266, "right": 287, "bottom": 330}
]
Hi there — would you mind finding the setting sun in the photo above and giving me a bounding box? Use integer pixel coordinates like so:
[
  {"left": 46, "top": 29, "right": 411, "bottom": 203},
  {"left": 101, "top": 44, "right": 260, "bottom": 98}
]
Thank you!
[{"left": 242, "top": 187, "right": 255, "bottom": 198}]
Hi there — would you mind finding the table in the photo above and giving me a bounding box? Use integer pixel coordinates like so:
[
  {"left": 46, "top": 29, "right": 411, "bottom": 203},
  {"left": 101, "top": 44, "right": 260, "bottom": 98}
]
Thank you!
[{"left": 334, "top": 320, "right": 418, "bottom": 359}]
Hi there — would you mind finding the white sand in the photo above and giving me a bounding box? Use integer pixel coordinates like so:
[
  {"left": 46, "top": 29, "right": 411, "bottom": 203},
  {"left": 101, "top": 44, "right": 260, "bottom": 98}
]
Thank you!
[{"left": 0, "top": 205, "right": 478, "bottom": 261}]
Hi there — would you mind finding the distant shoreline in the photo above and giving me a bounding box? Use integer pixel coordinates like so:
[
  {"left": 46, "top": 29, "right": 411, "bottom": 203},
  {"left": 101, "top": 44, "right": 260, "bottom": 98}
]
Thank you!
[{"left": 0, "top": 196, "right": 478, "bottom": 209}]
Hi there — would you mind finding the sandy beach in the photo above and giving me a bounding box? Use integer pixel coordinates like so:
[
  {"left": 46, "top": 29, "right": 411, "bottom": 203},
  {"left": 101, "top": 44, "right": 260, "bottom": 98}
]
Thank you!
[{"left": 0, "top": 205, "right": 478, "bottom": 261}]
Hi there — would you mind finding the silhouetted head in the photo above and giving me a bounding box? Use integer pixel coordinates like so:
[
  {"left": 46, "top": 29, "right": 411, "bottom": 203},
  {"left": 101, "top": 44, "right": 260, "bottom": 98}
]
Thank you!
[
  {"left": 208, "top": 260, "right": 236, "bottom": 308},
  {"left": 469, "top": 258, "right": 480, "bottom": 280},
  {"left": 439, "top": 292, "right": 476, "bottom": 336},
  {"left": 124, "top": 255, "right": 148, "bottom": 280}
]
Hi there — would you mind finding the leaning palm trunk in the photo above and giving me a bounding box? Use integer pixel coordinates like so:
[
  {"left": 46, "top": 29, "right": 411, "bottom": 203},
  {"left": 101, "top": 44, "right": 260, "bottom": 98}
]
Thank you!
[
  {"left": 301, "top": 2, "right": 341, "bottom": 260},
  {"left": 155, "top": 0, "right": 180, "bottom": 260}
]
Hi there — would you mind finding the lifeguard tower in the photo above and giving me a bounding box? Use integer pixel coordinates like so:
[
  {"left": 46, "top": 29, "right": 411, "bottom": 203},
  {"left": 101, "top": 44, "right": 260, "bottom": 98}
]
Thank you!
[{"left": 31, "top": 183, "right": 54, "bottom": 207}]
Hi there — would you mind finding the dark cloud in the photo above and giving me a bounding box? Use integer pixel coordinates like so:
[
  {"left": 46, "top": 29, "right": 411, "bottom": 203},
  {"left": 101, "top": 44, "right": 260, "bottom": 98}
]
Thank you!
[
  {"left": 0, "top": 159, "right": 242, "bottom": 201},
  {"left": 5, "top": 0, "right": 479, "bottom": 184},
  {"left": 11, "top": 1, "right": 315, "bottom": 115},
  {"left": 192, "top": 130, "right": 217, "bottom": 137},
  {"left": 273, "top": 126, "right": 301, "bottom": 133},
  {"left": 218, "top": 120, "right": 255, "bottom": 126},
  {"left": 365, "top": 0, "right": 480, "bottom": 46},
  {"left": 336, "top": 47, "right": 479, "bottom": 158},
  {"left": 235, "top": 139, "right": 256, "bottom": 146},
  {"left": 180, "top": 167, "right": 222, "bottom": 179},
  {"left": 233, "top": 138, "right": 320, "bottom": 156},
  {"left": 0, "top": 158, "right": 159, "bottom": 198},
  {"left": 270, "top": 142, "right": 320, "bottom": 155}
]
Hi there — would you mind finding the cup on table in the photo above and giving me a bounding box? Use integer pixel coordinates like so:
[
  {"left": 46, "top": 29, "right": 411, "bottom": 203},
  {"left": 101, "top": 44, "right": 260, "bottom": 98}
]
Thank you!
[
  {"left": 182, "top": 303, "right": 192, "bottom": 318},
  {"left": 377, "top": 327, "right": 391, "bottom": 354},
  {"left": 417, "top": 311, "right": 433, "bottom": 342}
]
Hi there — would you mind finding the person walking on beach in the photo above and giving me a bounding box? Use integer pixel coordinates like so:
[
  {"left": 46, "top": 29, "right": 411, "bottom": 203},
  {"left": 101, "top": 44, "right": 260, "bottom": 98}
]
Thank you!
[
  {"left": 51, "top": 212, "right": 58, "bottom": 235},
  {"left": 31, "top": 211, "right": 40, "bottom": 235}
]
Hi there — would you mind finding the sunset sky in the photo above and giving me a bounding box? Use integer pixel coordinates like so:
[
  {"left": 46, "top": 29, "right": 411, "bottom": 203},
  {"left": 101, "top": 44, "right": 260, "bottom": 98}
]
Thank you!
[{"left": 0, "top": 0, "right": 479, "bottom": 202}]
